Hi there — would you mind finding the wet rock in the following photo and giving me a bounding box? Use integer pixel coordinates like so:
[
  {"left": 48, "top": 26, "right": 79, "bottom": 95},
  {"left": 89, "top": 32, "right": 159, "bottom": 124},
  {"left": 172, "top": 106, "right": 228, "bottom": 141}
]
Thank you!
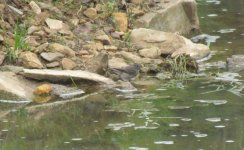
[
  {"left": 95, "top": 34, "right": 111, "bottom": 45},
  {"left": 46, "top": 61, "right": 60, "bottom": 68},
  {"left": 108, "top": 57, "right": 128, "bottom": 68},
  {"left": 40, "top": 52, "right": 64, "bottom": 62},
  {"left": 22, "top": 69, "right": 116, "bottom": 86},
  {"left": 0, "top": 51, "right": 5, "bottom": 65},
  {"left": 139, "top": 47, "right": 161, "bottom": 59},
  {"left": 45, "top": 18, "right": 63, "bottom": 30},
  {"left": 112, "top": 12, "right": 128, "bottom": 32},
  {"left": 83, "top": 8, "right": 97, "bottom": 19},
  {"left": 33, "top": 96, "right": 52, "bottom": 104},
  {"left": 130, "top": 28, "right": 210, "bottom": 60},
  {"left": 61, "top": 58, "right": 77, "bottom": 70},
  {"left": 0, "top": 65, "right": 24, "bottom": 73},
  {"left": 133, "top": 79, "right": 160, "bottom": 87},
  {"left": 19, "top": 52, "right": 44, "bottom": 69},
  {"left": 33, "top": 84, "right": 52, "bottom": 95},
  {"left": 226, "top": 55, "right": 244, "bottom": 72},
  {"left": 114, "top": 81, "right": 137, "bottom": 93},
  {"left": 51, "top": 84, "right": 85, "bottom": 99},
  {"left": 49, "top": 43, "right": 76, "bottom": 57},
  {"left": 85, "top": 53, "right": 108, "bottom": 75},
  {"left": 135, "top": 0, "right": 199, "bottom": 34},
  {"left": 29, "top": 1, "right": 41, "bottom": 14},
  {"left": 190, "top": 34, "right": 220, "bottom": 44}
]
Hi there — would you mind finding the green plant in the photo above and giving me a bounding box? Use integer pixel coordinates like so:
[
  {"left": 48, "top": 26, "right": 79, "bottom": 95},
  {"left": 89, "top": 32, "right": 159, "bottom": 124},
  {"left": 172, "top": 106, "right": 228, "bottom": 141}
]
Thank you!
[
  {"left": 14, "top": 23, "right": 29, "bottom": 51},
  {"left": 123, "top": 31, "right": 132, "bottom": 48},
  {"left": 5, "top": 45, "right": 18, "bottom": 62},
  {"left": 101, "top": 0, "right": 117, "bottom": 17}
]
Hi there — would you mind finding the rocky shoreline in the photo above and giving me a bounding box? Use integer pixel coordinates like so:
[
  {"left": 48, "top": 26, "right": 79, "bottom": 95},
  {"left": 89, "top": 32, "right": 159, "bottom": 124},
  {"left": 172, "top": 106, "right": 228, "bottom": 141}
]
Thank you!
[{"left": 0, "top": 0, "right": 242, "bottom": 102}]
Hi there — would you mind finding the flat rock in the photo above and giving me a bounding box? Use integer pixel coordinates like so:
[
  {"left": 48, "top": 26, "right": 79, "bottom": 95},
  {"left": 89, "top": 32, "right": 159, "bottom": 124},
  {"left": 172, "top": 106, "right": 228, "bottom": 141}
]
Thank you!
[
  {"left": 40, "top": 52, "right": 64, "bottom": 62},
  {"left": 226, "top": 55, "right": 244, "bottom": 72},
  {"left": 19, "top": 52, "right": 44, "bottom": 69},
  {"left": 48, "top": 43, "right": 76, "bottom": 57},
  {"left": 22, "top": 69, "right": 116, "bottom": 86},
  {"left": 0, "top": 72, "right": 36, "bottom": 99},
  {"left": 135, "top": 0, "right": 199, "bottom": 34},
  {"left": 45, "top": 18, "right": 63, "bottom": 30}
]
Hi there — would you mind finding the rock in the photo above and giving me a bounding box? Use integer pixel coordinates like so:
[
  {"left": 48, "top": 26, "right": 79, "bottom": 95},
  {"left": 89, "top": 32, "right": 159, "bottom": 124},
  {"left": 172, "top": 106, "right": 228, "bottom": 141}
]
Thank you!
[
  {"left": 61, "top": 58, "right": 77, "bottom": 70},
  {"left": 35, "top": 42, "right": 49, "bottom": 53},
  {"left": 114, "top": 81, "right": 137, "bottom": 93},
  {"left": 85, "top": 53, "right": 108, "bottom": 75},
  {"left": 46, "top": 61, "right": 60, "bottom": 68},
  {"left": 130, "top": 28, "right": 210, "bottom": 60},
  {"left": 226, "top": 55, "right": 244, "bottom": 72},
  {"left": 0, "top": 51, "right": 5, "bottom": 65},
  {"left": 111, "top": 31, "right": 123, "bottom": 39},
  {"left": 29, "top": 1, "right": 41, "bottom": 14},
  {"left": 108, "top": 57, "right": 128, "bottom": 68},
  {"left": 33, "top": 84, "right": 52, "bottom": 95},
  {"left": 104, "top": 45, "right": 118, "bottom": 52},
  {"left": 77, "top": 50, "right": 89, "bottom": 56},
  {"left": 133, "top": 79, "right": 160, "bottom": 87},
  {"left": 83, "top": 8, "right": 97, "bottom": 19},
  {"left": 131, "top": 0, "right": 144, "bottom": 4},
  {"left": 25, "top": 36, "right": 40, "bottom": 47},
  {"left": 0, "top": 72, "right": 36, "bottom": 99},
  {"left": 49, "top": 43, "right": 76, "bottom": 57},
  {"left": 139, "top": 47, "right": 161, "bottom": 58},
  {"left": 51, "top": 84, "right": 85, "bottom": 99},
  {"left": 27, "top": 25, "right": 41, "bottom": 35},
  {"left": 135, "top": 0, "right": 199, "bottom": 34},
  {"left": 0, "top": 34, "right": 4, "bottom": 42},
  {"left": 45, "top": 18, "right": 63, "bottom": 30},
  {"left": 0, "top": 65, "right": 24, "bottom": 73},
  {"left": 33, "top": 96, "right": 52, "bottom": 104},
  {"left": 112, "top": 12, "right": 128, "bottom": 32},
  {"left": 70, "top": 18, "right": 79, "bottom": 26},
  {"left": 120, "top": 51, "right": 151, "bottom": 64},
  {"left": 40, "top": 52, "right": 64, "bottom": 62},
  {"left": 19, "top": 52, "right": 44, "bottom": 69},
  {"left": 95, "top": 34, "right": 111, "bottom": 45},
  {"left": 22, "top": 69, "right": 116, "bottom": 86}
]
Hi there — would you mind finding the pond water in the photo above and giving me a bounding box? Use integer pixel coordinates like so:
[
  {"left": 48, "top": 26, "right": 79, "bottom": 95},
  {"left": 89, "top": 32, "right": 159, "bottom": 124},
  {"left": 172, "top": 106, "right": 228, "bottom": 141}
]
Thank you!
[{"left": 0, "top": 0, "right": 244, "bottom": 149}]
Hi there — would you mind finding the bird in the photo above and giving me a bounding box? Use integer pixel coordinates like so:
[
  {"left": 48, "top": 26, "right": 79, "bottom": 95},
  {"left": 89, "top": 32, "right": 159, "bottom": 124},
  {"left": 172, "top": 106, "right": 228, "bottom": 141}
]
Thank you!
[{"left": 108, "top": 63, "right": 142, "bottom": 81}]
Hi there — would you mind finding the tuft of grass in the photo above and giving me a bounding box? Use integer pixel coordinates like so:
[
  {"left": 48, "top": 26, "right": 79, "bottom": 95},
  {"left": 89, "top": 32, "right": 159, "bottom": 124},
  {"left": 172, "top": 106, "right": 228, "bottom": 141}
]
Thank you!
[
  {"left": 101, "top": 0, "right": 117, "bottom": 18},
  {"left": 14, "top": 23, "right": 29, "bottom": 51},
  {"left": 4, "top": 23, "right": 29, "bottom": 63},
  {"left": 164, "top": 54, "right": 198, "bottom": 79}
]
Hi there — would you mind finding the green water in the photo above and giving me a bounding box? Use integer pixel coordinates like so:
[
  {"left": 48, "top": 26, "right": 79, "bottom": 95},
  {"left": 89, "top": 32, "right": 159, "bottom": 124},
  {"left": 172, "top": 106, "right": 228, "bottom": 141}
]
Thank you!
[{"left": 0, "top": 0, "right": 244, "bottom": 149}]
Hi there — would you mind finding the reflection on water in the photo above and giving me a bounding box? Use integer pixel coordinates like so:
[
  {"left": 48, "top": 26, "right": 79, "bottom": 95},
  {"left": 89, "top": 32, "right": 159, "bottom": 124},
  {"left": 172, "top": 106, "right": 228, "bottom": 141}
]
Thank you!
[{"left": 0, "top": 0, "right": 244, "bottom": 149}]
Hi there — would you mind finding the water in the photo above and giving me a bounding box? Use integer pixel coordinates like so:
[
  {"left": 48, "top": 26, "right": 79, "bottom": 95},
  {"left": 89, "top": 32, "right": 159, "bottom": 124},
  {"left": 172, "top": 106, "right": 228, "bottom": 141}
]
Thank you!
[{"left": 0, "top": 0, "right": 244, "bottom": 149}]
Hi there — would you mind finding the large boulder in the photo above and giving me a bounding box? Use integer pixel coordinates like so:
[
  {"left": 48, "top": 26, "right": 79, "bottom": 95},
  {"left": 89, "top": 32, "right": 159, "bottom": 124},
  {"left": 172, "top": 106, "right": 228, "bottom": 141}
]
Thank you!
[
  {"left": 19, "top": 52, "right": 44, "bottom": 69},
  {"left": 135, "top": 0, "right": 199, "bottom": 34},
  {"left": 130, "top": 28, "right": 210, "bottom": 60}
]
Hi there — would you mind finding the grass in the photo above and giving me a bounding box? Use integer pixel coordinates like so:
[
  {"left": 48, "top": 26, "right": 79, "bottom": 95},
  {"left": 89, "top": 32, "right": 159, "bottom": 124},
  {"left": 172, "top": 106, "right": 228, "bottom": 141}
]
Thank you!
[
  {"left": 4, "top": 23, "right": 29, "bottom": 63},
  {"left": 164, "top": 54, "right": 198, "bottom": 79}
]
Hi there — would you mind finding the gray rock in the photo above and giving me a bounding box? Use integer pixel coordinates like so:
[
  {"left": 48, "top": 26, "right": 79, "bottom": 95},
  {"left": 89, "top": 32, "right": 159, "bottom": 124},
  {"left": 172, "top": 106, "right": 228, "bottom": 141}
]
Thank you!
[
  {"left": 227, "top": 55, "right": 244, "bottom": 72},
  {"left": 40, "top": 52, "right": 64, "bottom": 62},
  {"left": 22, "top": 69, "right": 116, "bottom": 86},
  {"left": 51, "top": 84, "right": 85, "bottom": 99},
  {"left": 135, "top": 0, "right": 199, "bottom": 34},
  {"left": 45, "top": 18, "right": 63, "bottom": 30},
  {"left": 85, "top": 53, "right": 108, "bottom": 75},
  {"left": 0, "top": 51, "right": 5, "bottom": 65},
  {"left": 108, "top": 57, "right": 128, "bottom": 69},
  {"left": 139, "top": 47, "right": 161, "bottom": 58}
]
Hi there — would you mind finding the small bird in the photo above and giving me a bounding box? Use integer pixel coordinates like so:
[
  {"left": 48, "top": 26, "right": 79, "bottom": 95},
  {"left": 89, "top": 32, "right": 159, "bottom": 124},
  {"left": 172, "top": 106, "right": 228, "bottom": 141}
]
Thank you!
[{"left": 109, "top": 63, "right": 142, "bottom": 81}]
